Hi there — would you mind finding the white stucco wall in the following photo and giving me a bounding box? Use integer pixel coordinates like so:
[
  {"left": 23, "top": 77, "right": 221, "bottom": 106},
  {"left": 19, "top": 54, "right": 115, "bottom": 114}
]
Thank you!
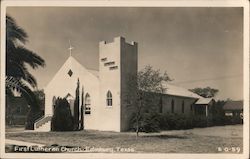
[
  {"left": 44, "top": 56, "right": 100, "bottom": 130},
  {"left": 98, "top": 37, "right": 122, "bottom": 132},
  {"left": 120, "top": 38, "right": 138, "bottom": 131},
  {"left": 98, "top": 36, "right": 138, "bottom": 132}
]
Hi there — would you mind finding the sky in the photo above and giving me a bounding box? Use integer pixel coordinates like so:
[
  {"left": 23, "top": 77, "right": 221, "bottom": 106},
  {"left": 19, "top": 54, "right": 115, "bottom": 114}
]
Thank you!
[{"left": 6, "top": 7, "right": 243, "bottom": 100}]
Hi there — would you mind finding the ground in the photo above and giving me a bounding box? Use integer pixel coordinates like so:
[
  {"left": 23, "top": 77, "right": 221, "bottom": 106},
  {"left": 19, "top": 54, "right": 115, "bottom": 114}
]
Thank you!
[{"left": 5, "top": 125, "right": 243, "bottom": 153}]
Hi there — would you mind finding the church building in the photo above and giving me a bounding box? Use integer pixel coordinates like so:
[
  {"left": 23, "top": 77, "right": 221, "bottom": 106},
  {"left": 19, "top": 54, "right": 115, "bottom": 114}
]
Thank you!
[{"left": 34, "top": 36, "right": 209, "bottom": 132}]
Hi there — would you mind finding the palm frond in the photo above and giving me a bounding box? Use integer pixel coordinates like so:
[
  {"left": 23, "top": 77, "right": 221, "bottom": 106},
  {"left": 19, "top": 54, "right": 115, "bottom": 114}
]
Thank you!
[
  {"left": 5, "top": 15, "right": 45, "bottom": 111},
  {"left": 6, "top": 77, "right": 39, "bottom": 110},
  {"left": 23, "top": 68, "right": 37, "bottom": 88},
  {"left": 6, "top": 60, "right": 26, "bottom": 78},
  {"left": 6, "top": 15, "right": 28, "bottom": 44},
  {"left": 6, "top": 62, "right": 37, "bottom": 88},
  {"left": 15, "top": 46, "right": 45, "bottom": 68}
]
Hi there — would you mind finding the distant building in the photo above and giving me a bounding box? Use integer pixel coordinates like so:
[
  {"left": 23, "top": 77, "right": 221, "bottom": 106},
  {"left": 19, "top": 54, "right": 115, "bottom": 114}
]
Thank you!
[
  {"left": 223, "top": 100, "right": 243, "bottom": 117},
  {"left": 35, "top": 36, "right": 212, "bottom": 132},
  {"left": 194, "top": 98, "right": 215, "bottom": 117}
]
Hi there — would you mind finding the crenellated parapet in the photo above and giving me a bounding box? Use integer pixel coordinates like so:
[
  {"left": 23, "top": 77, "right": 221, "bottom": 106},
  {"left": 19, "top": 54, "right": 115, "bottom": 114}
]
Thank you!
[{"left": 99, "top": 36, "right": 138, "bottom": 46}]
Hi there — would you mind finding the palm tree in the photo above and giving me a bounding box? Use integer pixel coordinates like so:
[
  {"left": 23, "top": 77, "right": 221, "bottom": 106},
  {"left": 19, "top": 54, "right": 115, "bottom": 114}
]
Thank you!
[{"left": 6, "top": 15, "right": 45, "bottom": 129}]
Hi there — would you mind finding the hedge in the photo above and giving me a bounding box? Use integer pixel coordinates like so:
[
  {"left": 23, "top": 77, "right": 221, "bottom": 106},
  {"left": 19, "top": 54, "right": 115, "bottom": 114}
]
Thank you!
[{"left": 130, "top": 112, "right": 242, "bottom": 133}]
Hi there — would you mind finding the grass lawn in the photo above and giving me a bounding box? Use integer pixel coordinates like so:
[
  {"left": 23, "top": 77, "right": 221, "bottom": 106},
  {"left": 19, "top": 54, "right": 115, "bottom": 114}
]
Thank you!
[{"left": 5, "top": 125, "right": 243, "bottom": 153}]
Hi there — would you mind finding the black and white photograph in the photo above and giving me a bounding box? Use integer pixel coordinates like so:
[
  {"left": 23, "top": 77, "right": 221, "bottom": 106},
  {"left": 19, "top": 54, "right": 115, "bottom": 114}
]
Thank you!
[{"left": 1, "top": 1, "right": 249, "bottom": 159}]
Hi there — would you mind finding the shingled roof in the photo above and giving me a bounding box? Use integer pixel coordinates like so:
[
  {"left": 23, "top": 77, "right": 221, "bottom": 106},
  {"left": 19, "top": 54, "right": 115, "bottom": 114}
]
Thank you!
[
  {"left": 195, "top": 98, "right": 214, "bottom": 105},
  {"left": 223, "top": 101, "right": 243, "bottom": 110},
  {"left": 161, "top": 82, "right": 202, "bottom": 99}
]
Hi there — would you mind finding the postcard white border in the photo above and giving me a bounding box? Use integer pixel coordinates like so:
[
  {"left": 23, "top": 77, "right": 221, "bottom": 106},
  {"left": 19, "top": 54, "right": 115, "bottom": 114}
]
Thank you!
[{"left": 1, "top": 0, "right": 249, "bottom": 159}]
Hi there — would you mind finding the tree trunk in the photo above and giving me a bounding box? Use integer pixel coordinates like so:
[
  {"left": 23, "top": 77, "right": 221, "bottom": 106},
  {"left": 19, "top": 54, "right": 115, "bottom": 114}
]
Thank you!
[
  {"left": 136, "top": 116, "right": 139, "bottom": 139},
  {"left": 136, "top": 98, "right": 142, "bottom": 139}
]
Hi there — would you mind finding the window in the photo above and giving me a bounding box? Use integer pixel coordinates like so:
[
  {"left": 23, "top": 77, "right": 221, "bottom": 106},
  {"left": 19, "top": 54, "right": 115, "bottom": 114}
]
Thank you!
[
  {"left": 101, "top": 57, "right": 107, "bottom": 62},
  {"left": 182, "top": 101, "right": 185, "bottom": 113},
  {"left": 85, "top": 93, "right": 91, "bottom": 114},
  {"left": 109, "top": 66, "right": 118, "bottom": 70},
  {"left": 106, "top": 91, "right": 112, "bottom": 106},
  {"left": 171, "top": 99, "right": 175, "bottom": 113},
  {"left": 104, "top": 61, "right": 115, "bottom": 66},
  {"left": 68, "top": 69, "right": 73, "bottom": 77}
]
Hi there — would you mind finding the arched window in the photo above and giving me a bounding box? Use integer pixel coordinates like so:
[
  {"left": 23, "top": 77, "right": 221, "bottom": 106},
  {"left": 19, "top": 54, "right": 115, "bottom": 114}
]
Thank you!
[
  {"left": 85, "top": 93, "right": 91, "bottom": 114},
  {"left": 106, "top": 91, "right": 112, "bottom": 106},
  {"left": 182, "top": 101, "right": 185, "bottom": 113},
  {"left": 171, "top": 99, "right": 175, "bottom": 113}
]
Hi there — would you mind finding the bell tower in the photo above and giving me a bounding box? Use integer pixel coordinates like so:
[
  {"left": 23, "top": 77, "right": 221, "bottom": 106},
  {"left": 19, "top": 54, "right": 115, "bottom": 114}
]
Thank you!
[{"left": 98, "top": 36, "right": 138, "bottom": 132}]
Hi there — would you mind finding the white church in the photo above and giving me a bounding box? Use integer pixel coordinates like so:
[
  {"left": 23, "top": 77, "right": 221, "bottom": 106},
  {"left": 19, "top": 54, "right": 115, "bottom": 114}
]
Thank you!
[{"left": 34, "top": 36, "right": 212, "bottom": 132}]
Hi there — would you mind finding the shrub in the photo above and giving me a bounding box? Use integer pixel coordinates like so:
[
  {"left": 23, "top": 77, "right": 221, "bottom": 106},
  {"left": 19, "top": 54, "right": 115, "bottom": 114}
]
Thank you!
[
  {"left": 142, "top": 112, "right": 161, "bottom": 133},
  {"left": 51, "top": 98, "right": 74, "bottom": 131},
  {"left": 130, "top": 111, "right": 161, "bottom": 133},
  {"left": 192, "top": 115, "right": 209, "bottom": 128},
  {"left": 130, "top": 110, "right": 242, "bottom": 133},
  {"left": 159, "top": 113, "right": 194, "bottom": 130},
  {"left": 224, "top": 115, "right": 242, "bottom": 125},
  {"left": 212, "top": 114, "right": 227, "bottom": 126},
  {"left": 25, "top": 108, "right": 43, "bottom": 130}
]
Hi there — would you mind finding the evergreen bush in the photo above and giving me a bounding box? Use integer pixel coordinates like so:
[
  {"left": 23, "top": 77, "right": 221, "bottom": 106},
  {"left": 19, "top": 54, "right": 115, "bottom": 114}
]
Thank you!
[
  {"left": 51, "top": 98, "right": 74, "bottom": 131},
  {"left": 73, "top": 79, "right": 80, "bottom": 131}
]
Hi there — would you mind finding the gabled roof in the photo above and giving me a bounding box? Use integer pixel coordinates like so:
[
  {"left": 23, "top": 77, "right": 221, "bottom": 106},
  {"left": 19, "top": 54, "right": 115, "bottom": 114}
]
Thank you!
[
  {"left": 223, "top": 101, "right": 243, "bottom": 110},
  {"left": 87, "top": 69, "right": 99, "bottom": 78},
  {"left": 45, "top": 56, "right": 99, "bottom": 90},
  {"left": 195, "top": 98, "right": 213, "bottom": 105},
  {"left": 68, "top": 56, "right": 99, "bottom": 78},
  {"left": 161, "top": 82, "right": 203, "bottom": 99}
]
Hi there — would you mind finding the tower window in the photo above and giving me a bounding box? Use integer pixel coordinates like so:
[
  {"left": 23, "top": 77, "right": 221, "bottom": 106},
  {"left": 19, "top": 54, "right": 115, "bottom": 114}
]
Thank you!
[
  {"left": 104, "top": 61, "right": 115, "bottom": 66},
  {"left": 101, "top": 57, "right": 107, "bottom": 62},
  {"left": 182, "top": 101, "right": 185, "bottom": 113},
  {"left": 109, "top": 66, "right": 118, "bottom": 70},
  {"left": 68, "top": 69, "right": 73, "bottom": 77},
  {"left": 85, "top": 93, "right": 91, "bottom": 114},
  {"left": 106, "top": 91, "right": 112, "bottom": 106},
  {"left": 171, "top": 99, "right": 175, "bottom": 113}
]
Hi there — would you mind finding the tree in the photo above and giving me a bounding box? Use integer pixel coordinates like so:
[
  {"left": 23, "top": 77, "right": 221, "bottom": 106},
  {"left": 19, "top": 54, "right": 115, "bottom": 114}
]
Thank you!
[
  {"left": 80, "top": 86, "right": 84, "bottom": 130},
  {"left": 51, "top": 98, "right": 74, "bottom": 131},
  {"left": 33, "top": 89, "right": 45, "bottom": 110},
  {"left": 189, "top": 87, "right": 219, "bottom": 98},
  {"left": 6, "top": 15, "right": 45, "bottom": 129},
  {"left": 127, "top": 65, "right": 172, "bottom": 138},
  {"left": 210, "top": 100, "right": 227, "bottom": 125},
  {"left": 73, "top": 79, "right": 80, "bottom": 130},
  {"left": 25, "top": 89, "right": 45, "bottom": 129}
]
